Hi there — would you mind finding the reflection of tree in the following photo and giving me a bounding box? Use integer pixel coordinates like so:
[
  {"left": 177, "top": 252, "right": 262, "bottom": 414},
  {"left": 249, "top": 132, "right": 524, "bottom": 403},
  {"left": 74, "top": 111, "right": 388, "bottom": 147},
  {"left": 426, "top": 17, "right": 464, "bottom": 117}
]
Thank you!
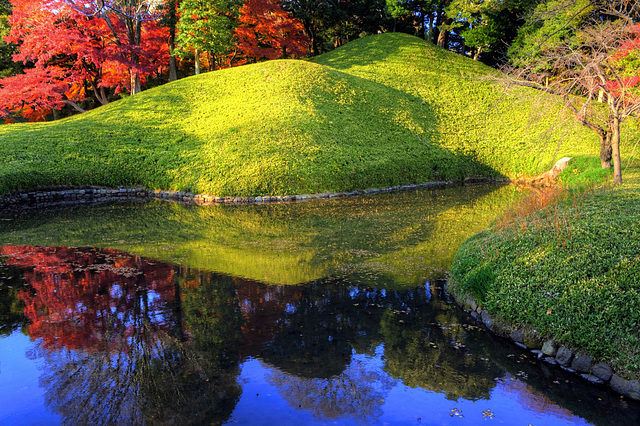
[
  {"left": 257, "top": 277, "right": 424, "bottom": 423},
  {"left": 0, "top": 263, "right": 26, "bottom": 336},
  {"left": 260, "top": 277, "right": 388, "bottom": 379},
  {"left": 139, "top": 268, "right": 244, "bottom": 425},
  {"left": 268, "top": 355, "right": 395, "bottom": 423},
  {"left": 235, "top": 279, "right": 303, "bottom": 357},
  {"left": 1, "top": 246, "right": 243, "bottom": 425},
  {"left": 2, "top": 245, "right": 177, "bottom": 352},
  {"left": 382, "top": 281, "right": 502, "bottom": 401}
]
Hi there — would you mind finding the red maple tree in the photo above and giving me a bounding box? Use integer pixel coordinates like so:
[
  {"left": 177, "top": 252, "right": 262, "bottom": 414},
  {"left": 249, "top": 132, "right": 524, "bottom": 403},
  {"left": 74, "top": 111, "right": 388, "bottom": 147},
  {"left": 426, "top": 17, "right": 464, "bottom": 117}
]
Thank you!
[
  {"left": 234, "top": 0, "right": 309, "bottom": 61},
  {"left": 0, "top": 0, "right": 168, "bottom": 121}
]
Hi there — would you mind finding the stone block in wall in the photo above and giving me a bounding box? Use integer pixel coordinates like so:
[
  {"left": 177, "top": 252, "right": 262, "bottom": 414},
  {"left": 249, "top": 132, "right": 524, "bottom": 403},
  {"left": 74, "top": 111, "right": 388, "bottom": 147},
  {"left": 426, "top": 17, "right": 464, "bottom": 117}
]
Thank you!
[
  {"left": 580, "top": 374, "right": 604, "bottom": 385},
  {"left": 591, "top": 362, "right": 613, "bottom": 382},
  {"left": 510, "top": 329, "right": 524, "bottom": 344},
  {"left": 480, "top": 310, "right": 492, "bottom": 330},
  {"left": 571, "top": 354, "right": 593, "bottom": 373},
  {"left": 610, "top": 375, "right": 640, "bottom": 400},
  {"left": 555, "top": 346, "right": 574, "bottom": 367},
  {"left": 522, "top": 330, "right": 543, "bottom": 349},
  {"left": 541, "top": 339, "right": 559, "bottom": 357},
  {"left": 464, "top": 297, "right": 478, "bottom": 312}
]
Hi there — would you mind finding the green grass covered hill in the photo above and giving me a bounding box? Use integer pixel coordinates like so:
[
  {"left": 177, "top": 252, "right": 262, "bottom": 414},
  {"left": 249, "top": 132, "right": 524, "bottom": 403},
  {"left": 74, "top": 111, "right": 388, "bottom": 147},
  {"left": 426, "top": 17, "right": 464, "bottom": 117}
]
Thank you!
[{"left": 0, "top": 33, "right": 604, "bottom": 196}]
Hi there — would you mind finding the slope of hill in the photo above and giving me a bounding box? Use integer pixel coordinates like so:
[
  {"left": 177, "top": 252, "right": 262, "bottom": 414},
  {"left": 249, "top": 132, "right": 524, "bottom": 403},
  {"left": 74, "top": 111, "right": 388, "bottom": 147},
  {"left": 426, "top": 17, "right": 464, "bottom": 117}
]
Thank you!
[
  {"left": 0, "top": 33, "right": 600, "bottom": 197},
  {"left": 314, "top": 33, "right": 603, "bottom": 177}
]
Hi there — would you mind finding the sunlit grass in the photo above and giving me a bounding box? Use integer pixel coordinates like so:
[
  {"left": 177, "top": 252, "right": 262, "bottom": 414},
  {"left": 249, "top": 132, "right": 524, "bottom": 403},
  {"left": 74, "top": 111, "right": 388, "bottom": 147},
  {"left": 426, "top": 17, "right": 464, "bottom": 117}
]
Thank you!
[{"left": 0, "top": 33, "right": 616, "bottom": 197}]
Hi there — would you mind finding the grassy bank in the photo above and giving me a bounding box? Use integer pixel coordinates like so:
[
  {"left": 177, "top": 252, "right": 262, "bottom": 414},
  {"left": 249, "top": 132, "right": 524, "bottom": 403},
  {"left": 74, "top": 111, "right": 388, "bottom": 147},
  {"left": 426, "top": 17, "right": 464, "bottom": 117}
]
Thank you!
[
  {"left": 0, "top": 33, "right": 603, "bottom": 197},
  {"left": 450, "top": 165, "right": 640, "bottom": 379}
]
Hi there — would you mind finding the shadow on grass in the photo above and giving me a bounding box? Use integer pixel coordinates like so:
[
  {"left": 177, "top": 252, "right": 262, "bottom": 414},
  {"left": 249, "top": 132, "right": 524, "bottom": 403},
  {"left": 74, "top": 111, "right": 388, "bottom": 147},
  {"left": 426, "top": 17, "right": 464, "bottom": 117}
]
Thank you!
[{"left": 0, "top": 44, "right": 504, "bottom": 197}]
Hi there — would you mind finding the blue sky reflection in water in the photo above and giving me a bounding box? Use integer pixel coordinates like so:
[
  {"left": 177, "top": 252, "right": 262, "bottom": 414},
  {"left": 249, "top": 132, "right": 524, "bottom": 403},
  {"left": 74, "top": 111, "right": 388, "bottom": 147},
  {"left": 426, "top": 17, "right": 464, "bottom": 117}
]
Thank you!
[{"left": 0, "top": 185, "right": 638, "bottom": 425}]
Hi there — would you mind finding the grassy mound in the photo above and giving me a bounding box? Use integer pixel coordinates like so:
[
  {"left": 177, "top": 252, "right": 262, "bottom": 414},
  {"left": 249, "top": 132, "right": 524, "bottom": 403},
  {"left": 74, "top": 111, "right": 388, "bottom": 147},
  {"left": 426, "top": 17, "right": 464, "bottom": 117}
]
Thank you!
[
  {"left": 449, "top": 167, "right": 640, "bottom": 378},
  {"left": 0, "top": 33, "right": 606, "bottom": 196},
  {"left": 313, "top": 33, "right": 610, "bottom": 177}
]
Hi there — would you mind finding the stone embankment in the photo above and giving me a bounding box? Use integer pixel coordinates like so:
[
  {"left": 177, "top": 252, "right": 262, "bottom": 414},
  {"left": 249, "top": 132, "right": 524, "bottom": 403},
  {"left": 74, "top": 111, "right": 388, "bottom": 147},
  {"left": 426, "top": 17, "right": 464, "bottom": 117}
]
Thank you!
[
  {"left": 0, "top": 179, "right": 509, "bottom": 211},
  {"left": 454, "top": 293, "right": 640, "bottom": 401}
]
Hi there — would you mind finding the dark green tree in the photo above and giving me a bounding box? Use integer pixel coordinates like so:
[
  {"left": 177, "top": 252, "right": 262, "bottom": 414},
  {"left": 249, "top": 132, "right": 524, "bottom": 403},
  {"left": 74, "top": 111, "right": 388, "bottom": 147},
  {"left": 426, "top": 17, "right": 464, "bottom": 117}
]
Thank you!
[
  {"left": 446, "top": 0, "right": 539, "bottom": 63},
  {"left": 0, "top": 0, "right": 20, "bottom": 79},
  {"left": 508, "top": 0, "right": 595, "bottom": 67},
  {"left": 386, "top": 0, "right": 444, "bottom": 42},
  {"left": 327, "top": 0, "right": 393, "bottom": 48},
  {"left": 284, "top": 0, "right": 344, "bottom": 54},
  {"left": 161, "top": 0, "right": 180, "bottom": 81},
  {"left": 176, "top": 0, "right": 240, "bottom": 74},
  {"left": 285, "top": 0, "right": 393, "bottom": 55}
]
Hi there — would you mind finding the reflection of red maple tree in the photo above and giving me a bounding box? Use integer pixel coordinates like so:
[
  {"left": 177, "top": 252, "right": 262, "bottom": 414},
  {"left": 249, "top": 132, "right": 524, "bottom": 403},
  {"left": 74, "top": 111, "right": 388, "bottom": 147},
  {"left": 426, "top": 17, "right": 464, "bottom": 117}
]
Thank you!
[
  {"left": 1, "top": 246, "right": 176, "bottom": 352},
  {"left": 234, "top": 278, "right": 303, "bottom": 356}
]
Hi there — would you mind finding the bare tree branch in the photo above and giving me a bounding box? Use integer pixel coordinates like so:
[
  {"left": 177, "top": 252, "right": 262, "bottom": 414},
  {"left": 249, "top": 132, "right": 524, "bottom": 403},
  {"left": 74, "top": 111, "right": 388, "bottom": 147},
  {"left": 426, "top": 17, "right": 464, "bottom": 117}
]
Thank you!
[{"left": 503, "top": 0, "right": 640, "bottom": 184}]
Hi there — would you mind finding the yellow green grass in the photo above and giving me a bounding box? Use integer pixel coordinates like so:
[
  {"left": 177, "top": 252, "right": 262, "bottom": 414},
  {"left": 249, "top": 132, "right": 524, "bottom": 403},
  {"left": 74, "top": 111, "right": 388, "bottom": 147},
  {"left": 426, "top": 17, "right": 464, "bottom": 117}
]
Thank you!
[{"left": 0, "top": 33, "right": 609, "bottom": 197}]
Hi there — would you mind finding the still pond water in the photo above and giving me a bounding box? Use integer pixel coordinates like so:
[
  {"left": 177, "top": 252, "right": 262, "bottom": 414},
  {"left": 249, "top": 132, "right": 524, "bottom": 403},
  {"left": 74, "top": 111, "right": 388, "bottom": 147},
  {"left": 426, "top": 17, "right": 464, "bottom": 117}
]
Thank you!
[{"left": 0, "top": 184, "right": 638, "bottom": 425}]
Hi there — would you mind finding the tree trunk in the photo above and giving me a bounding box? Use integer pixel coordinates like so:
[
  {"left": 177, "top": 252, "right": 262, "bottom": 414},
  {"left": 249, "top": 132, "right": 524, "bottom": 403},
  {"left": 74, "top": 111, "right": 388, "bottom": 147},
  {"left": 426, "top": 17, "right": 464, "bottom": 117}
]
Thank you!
[
  {"left": 128, "top": 19, "right": 142, "bottom": 95},
  {"left": 611, "top": 116, "right": 622, "bottom": 184},
  {"left": 168, "top": 0, "right": 178, "bottom": 82},
  {"left": 91, "top": 80, "right": 109, "bottom": 105},
  {"left": 131, "top": 72, "right": 141, "bottom": 95},
  {"left": 428, "top": 13, "right": 436, "bottom": 43},
  {"left": 433, "top": 4, "right": 443, "bottom": 45},
  {"left": 169, "top": 56, "right": 178, "bottom": 82},
  {"left": 437, "top": 16, "right": 452, "bottom": 49},
  {"left": 195, "top": 49, "right": 200, "bottom": 75},
  {"left": 473, "top": 46, "right": 482, "bottom": 61},
  {"left": 303, "top": 19, "right": 318, "bottom": 56},
  {"left": 600, "top": 126, "right": 612, "bottom": 169},
  {"left": 459, "top": 38, "right": 466, "bottom": 55},
  {"left": 63, "top": 100, "right": 86, "bottom": 113}
]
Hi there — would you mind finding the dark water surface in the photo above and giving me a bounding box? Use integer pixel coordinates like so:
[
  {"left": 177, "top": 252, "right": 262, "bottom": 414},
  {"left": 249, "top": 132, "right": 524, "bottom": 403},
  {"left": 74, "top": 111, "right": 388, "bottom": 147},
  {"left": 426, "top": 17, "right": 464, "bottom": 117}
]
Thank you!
[{"left": 0, "top": 185, "right": 638, "bottom": 425}]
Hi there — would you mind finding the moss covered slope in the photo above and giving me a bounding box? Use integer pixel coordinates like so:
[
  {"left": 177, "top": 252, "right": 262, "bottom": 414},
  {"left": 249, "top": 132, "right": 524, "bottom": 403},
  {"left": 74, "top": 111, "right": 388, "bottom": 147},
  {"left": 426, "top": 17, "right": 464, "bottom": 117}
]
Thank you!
[
  {"left": 314, "top": 33, "right": 604, "bottom": 177},
  {"left": 0, "top": 33, "right": 600, "bottom": 196},
  {"left": 450, "top": 168, "right": 640, "bottom": 378}
]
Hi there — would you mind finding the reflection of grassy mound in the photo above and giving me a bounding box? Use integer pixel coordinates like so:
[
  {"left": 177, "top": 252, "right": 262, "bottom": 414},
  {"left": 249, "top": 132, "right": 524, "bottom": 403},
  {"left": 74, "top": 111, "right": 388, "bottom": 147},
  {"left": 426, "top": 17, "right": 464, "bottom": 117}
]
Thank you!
[
  {"left": 0, "top": 185, "right": 523, "bottom": 285},
  {"left": 0, "top": 33, "right": 599, "bottom": 197}
]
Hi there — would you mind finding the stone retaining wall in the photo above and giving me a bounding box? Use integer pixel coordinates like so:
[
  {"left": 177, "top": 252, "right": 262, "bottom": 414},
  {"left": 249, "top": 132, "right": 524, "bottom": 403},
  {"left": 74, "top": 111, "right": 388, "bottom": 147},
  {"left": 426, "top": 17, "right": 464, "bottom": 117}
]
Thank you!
[
  {"left": 0, "top": 177, "right": 513, "bottom": 211},
  {"left": 453, "top": 291, "right": 640, "bottom": 401},
  {"left": 0, "top": 180, "right": 489, "bottom": 211}
]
